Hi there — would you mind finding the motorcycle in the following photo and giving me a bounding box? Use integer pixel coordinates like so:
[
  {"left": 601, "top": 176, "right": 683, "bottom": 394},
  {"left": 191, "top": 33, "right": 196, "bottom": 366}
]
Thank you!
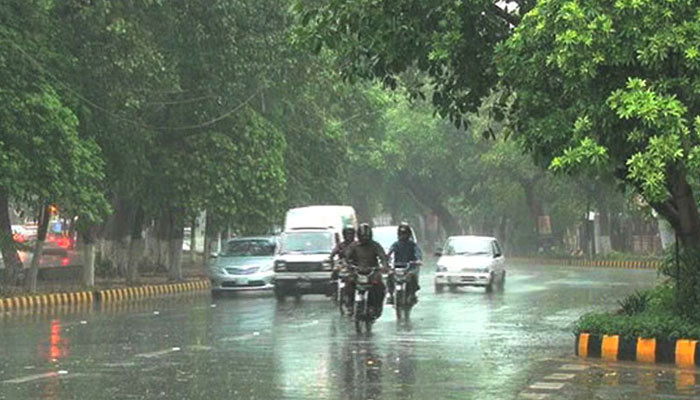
[
  {"left": 335, "top": 263, "right": 353, "bottom": 315},
  {"left": 352, "top": 265, "right": 382, "bottom": 333},
  {"left": 392, "top": 261, "right": 420, "bottom": 320}
]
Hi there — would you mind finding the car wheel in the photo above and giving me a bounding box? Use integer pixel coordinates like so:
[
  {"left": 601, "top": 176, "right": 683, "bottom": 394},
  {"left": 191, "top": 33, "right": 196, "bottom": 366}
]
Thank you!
[
  {"left": 274, "top": 288, "right": 286, "bottom": 302},
  {"left": 485, "top": 281, "right": 493, "bottom": 293},
  {"left": 499, "top": 271, "right": 506, "bottom": 289},
  {"left": 435, "top": 283, "right": 444, "bottom": 293}
]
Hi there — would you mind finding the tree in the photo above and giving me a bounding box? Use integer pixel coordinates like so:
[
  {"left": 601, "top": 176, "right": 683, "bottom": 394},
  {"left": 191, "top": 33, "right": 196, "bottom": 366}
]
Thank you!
[
  {"left": 0, "top": 1, "right": 108, "bottom": 289},
  {"left": 292, "top": 0, "right": 530, "bottom": 126},
  {"left": 497, "top": 0, "right": 700, "bottom": 247}
]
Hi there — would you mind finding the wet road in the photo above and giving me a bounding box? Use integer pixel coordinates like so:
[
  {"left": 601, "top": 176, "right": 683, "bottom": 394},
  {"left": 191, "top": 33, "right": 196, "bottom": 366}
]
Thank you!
[{"left": 1, "top": 261, "right": 696, "bottom": 399}]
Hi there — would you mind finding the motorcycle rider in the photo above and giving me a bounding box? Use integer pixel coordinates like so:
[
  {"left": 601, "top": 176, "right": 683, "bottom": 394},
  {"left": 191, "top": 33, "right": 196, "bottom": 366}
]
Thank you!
[
  {"left": 386, "top": 223, "right": 422, "bottom": 305},
  {"left": 329, "top": 226, "right": 356, "bottom": 301},
  {"left": 346, "top": 223, "right": 389, "bottom": 318}
]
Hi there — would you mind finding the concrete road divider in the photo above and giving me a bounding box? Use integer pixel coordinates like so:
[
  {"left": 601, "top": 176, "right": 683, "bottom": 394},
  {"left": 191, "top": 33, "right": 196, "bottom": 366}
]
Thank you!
[
  {"left": 577, "top": 333, "right": 699, "bottom": 366},
  {"left": 97, "top": 280, "right": 209, "bottom": 303},
  {"left": 511, "top": 258, "right": 662, "bottom": 269},
  {"left": 0, "top": 280, "right": 210, "bottom": 313}
]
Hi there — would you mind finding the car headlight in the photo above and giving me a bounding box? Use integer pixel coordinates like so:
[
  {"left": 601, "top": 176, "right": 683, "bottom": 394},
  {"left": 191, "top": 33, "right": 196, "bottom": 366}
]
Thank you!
[
  {"left": 274, "top": 260, "right": 286, "bottom": 272},
  {"left": 480, "top": 267, "right": 491, "bottom": 273},
  {"left": 436, "top": 265, "right": 447, "bottom": 273},
  {"left": 209, "top": 265, "right": 225, "bottom": 274},
  {"left": 260, "top": 263, "right": 274, "bottom": 272}
]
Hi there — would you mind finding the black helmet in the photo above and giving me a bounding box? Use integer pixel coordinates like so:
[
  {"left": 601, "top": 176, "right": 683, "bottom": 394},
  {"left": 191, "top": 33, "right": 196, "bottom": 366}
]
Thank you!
[
  {"left": 398, "top": 223, "right": 412, "bottom": 238},
  {"left": 357, "top": 223, "right": 372, "bottom": 243},
  {"left": 342, "top": 226, "right": 356, "bottom": 240}
]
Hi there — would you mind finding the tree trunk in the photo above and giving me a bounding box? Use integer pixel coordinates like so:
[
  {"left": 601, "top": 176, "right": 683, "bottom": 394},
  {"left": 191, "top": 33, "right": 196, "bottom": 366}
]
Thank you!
[
  {"left": 103, "top": 195, "right": 135, "bottom": 277},
  {"left": 652, "top": 170, "right": 700, "bottom": 248},
  {"left": 26, "top": 204, "right": 50, "bottom": 293},
  {"left": 80, "top": 226, "right": 98, "bottom": 287},
  {"left": 189, "top": 215, "right": 197, "bottom": 264},
  {"left": 127, "top": 207, "right": 145, "bottom": 284},
  {"left": 167, "top": 207, "right": 184, "bottom": 281},
  {"left": 0, "top": 188, "right": 23, "bottom": 286}
]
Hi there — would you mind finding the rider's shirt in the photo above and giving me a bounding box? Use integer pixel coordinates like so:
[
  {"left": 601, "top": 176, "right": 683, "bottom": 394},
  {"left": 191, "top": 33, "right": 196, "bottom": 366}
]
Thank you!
[
  {"left": 388, "top": 240, "right": 422, "bottom": 266},
  {"left": 331, "top": 240, "right": 354, "bottom": 260},
  {"left": 347, "top": 240, "right": 387, "bottom": 270}
]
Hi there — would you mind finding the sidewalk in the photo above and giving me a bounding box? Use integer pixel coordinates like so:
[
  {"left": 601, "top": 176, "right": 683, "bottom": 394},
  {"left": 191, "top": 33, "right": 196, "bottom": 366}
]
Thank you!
[{"left": 0, "top": 256, "right": 208, "bottom": 298}]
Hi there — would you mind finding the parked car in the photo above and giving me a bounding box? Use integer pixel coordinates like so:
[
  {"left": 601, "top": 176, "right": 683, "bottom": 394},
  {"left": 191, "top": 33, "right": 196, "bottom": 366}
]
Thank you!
[
  {"left": 434, "top": 235, "right": 506, "bottom": 292},
  {"left": 273, "top": 228, "right": 337, "bottom": 301},
  {"left": 209, "top": 236, "right": 278, "bottom": 295}
]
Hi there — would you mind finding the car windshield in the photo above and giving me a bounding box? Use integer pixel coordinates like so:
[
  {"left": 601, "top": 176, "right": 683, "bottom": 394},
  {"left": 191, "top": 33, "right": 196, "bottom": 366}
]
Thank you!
[
  {"left": 222, "top": 239, "right": 275, "bottom": 257},
  {"left": 372, "top": 227, "right": 396, "bottom": 253},
  {"left": 280, "top": 232, "right": 333, "bottom": 254},
  {"left": 444, "top": 238, "right": 493, "bottom": 256}
]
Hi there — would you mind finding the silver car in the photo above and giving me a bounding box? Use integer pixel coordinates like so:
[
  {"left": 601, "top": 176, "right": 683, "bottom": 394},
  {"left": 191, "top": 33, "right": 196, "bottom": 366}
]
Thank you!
[
  {"left": 209, "top": 236, "right": 277, "bottom": 295},
  {"left": 434, "top": 235, "right": 506, "bottom": 292}
]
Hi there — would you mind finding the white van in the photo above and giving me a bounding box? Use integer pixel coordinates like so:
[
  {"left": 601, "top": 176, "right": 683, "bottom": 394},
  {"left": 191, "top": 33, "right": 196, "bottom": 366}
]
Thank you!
[
  {"left": 284, "top": 205, "right": 357, "bottom": 232},
  {"left": 274, "top": 205, "right": 357, "bottom": 300}
]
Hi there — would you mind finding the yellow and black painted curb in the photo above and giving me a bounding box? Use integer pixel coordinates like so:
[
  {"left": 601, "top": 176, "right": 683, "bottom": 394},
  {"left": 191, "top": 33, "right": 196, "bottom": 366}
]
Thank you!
[
  {"left": 576, "top": 333, "right": 700, "bottom": 366},
  {"left": 97, "top": 280, "right": 209, "bottom": 303},
  {"left": 0, "top": 280, "right": 210, "bottom": 312},
  {"left": 0, "top": 291, "right": 93, "bottom": 313},
  {"left": 511, "top": 257, "right": 662, "bottom": 270}
]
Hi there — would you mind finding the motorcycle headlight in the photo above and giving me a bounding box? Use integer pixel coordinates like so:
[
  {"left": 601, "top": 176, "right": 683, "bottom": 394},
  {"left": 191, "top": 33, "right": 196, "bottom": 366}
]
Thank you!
[{"left": 274, "top": 260, "right": 286, "bottom": 272}]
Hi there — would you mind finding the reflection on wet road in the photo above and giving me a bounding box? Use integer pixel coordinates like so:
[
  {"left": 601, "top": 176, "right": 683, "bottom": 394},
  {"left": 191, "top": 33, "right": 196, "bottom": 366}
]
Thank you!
[{"left": 1, "top": 261, "right": 694, "bottom": 399}]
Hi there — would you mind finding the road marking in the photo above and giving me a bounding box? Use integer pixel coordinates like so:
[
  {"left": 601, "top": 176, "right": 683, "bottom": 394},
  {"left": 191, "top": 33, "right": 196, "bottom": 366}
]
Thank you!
[
  {"left": 288, "top": 320, "right": 320, "bottom": 329},
  {"left": 544, "top": 373, "right": 575, "bottom": 380},
  {"left": 529, "top": 382, "right": 566, "bottom": 390},
  {"left": 135, "top": 347, "right": 181, "bottom": 358},
  {"left": 559, "top": 364, "right": 588, "bottom": 371},
  {"left": 3, "top": 372, "right": 59, "bottom": 384},
  {"left": 519, "top": 393, "right": 549, "bottom": 399}
]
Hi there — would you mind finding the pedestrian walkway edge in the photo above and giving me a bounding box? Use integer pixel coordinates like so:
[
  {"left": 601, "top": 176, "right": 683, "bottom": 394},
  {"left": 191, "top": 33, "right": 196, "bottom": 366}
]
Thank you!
[
  {"left": 576, "top": 333, "right": 700, "bottom": 366},
  {"left": 0, "top": 279, "right": 210, "bottom": 312}
]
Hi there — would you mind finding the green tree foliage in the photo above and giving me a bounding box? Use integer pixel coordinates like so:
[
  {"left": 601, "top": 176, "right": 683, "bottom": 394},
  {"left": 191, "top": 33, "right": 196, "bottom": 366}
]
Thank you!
[
  {"left": 292, "top": 0, "right": 529, "bottom": 126},
  {"left": 498, "top": 0, "right": 700, "bottom": 247},
  {"left": 0, "top": 1, "right": 108, "bottom": 284}
]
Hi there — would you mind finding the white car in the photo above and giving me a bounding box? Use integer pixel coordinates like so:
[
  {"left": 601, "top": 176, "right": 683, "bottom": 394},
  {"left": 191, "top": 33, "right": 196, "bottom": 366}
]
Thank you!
[{"left": 434, "top": 235, "right": 506, "bottom": 292}]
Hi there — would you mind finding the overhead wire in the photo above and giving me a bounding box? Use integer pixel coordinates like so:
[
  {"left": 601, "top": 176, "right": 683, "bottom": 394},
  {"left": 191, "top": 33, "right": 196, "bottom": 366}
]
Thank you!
[{"left": 0, "top": 31, "right": 261, "bottom": 131}]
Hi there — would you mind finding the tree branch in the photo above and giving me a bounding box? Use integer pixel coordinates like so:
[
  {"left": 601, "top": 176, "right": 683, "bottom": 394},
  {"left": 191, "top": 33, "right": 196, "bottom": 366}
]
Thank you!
[{"left": 491, "top": 4, "right": 520, "bottom": 27}]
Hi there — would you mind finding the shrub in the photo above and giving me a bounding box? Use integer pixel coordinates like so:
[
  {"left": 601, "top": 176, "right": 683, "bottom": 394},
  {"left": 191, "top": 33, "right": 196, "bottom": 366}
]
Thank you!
[{"left": 617, "top": 290, "right": 649, "bottom": 316}]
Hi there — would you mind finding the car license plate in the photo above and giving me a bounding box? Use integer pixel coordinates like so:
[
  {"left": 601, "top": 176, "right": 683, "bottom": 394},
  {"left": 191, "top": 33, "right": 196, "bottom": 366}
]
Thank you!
[{"left": 298, "top": 281, "right": 311, "bottom": 289}]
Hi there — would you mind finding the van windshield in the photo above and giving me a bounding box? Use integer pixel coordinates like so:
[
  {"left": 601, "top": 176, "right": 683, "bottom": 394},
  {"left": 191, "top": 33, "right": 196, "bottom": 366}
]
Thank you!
[{"left": 280, "top": 232, "right": 333, "bottom": 254}]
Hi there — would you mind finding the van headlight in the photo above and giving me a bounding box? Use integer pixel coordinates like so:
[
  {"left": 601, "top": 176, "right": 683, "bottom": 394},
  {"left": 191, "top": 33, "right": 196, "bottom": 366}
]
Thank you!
[{"left": 274, "top": 260, "right": 286, "bottom": 272}]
